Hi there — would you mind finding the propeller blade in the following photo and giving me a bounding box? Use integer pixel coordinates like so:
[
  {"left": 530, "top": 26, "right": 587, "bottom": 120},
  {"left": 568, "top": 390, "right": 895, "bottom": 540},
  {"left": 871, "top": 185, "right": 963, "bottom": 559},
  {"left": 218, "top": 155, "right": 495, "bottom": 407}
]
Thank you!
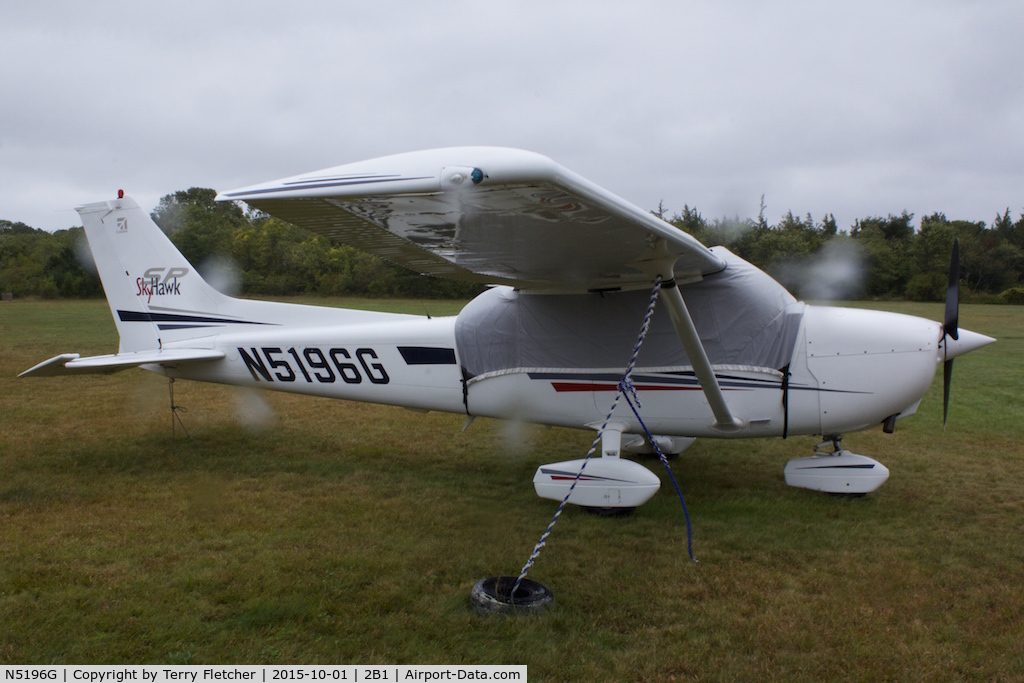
[
  {"left": 942, "top": 358, "right": 953, "bottom": 431},
  {"left": 942, "top": 239, "right": 960, "bottom": 430},
  {"left": 944, "top": 238, "right": 959, "bottom": 341}
]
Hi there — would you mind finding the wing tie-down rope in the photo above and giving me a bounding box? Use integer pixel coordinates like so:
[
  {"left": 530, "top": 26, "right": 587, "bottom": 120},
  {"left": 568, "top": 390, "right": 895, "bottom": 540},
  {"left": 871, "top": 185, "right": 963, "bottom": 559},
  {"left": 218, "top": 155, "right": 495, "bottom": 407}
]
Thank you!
[
  {"left": 512, "top": 277, "right": 697, "bottom": 599},
  {"left": 618, "top": 380, "right": 697, "bottom": 563}
]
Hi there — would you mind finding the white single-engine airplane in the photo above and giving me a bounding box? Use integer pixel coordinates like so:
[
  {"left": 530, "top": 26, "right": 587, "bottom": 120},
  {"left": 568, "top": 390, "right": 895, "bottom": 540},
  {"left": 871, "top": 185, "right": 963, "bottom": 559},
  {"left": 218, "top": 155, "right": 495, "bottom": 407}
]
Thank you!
[{"left": 21, "top": 147, "right": 994, "bottom": 509}]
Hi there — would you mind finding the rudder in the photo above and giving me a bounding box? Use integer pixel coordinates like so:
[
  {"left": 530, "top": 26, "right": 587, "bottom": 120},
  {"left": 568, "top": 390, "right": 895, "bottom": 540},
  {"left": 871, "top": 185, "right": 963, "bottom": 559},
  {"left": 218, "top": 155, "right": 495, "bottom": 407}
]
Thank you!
[{"left": 77, "top": 196, "right": 229, "bottom": 353}]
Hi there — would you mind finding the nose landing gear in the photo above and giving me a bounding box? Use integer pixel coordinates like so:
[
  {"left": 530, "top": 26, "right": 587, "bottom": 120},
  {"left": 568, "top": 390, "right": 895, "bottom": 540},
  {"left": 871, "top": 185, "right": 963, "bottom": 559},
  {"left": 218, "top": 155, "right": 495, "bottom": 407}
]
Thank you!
[{"left": 784, "top": 435, "right": 890, "bottom": 495}]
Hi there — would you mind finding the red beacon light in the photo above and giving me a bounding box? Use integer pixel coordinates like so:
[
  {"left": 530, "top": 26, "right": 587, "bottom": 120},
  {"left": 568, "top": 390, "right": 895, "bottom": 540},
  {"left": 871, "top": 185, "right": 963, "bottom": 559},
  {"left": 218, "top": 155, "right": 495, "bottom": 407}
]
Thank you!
[{"left": 117, "top": 189, "right": 124, "bottom": 199}]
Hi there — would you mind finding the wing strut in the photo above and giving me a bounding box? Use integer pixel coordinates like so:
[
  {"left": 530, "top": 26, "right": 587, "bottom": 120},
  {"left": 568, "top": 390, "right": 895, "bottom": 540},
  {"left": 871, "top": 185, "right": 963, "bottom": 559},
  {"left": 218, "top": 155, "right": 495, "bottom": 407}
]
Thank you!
[{"left": 659, "top": 278, "right": 745, "bottom": 432}]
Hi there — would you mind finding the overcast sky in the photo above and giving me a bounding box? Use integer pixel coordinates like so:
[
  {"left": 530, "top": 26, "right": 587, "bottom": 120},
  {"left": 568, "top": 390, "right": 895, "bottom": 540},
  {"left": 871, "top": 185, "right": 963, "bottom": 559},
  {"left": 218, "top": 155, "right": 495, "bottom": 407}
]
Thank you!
[{"left": 3, "top": 1, "right": 1023, "bottom": 234}]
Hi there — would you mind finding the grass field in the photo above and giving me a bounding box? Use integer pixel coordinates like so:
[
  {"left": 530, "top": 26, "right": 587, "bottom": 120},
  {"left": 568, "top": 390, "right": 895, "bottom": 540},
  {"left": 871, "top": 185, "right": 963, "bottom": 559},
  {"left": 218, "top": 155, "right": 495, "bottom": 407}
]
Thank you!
[{"left": 1, "top": 297, "right": 1021, "bottom": 680}]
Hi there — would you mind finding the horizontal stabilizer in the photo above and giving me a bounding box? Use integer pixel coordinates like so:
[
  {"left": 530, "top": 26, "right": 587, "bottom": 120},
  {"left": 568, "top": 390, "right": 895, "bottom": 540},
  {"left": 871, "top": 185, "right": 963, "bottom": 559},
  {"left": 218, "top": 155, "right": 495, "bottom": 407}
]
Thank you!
[{"left": 19, "top": 349, "right": 225, "bottom": 377}]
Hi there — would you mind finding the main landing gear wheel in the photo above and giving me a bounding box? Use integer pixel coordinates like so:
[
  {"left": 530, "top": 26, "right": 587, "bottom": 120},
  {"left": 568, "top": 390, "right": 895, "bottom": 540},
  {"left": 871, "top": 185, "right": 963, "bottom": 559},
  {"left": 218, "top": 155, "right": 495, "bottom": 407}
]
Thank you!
[{"left": 470, "top": 576, "right": 554, "bottom": 615}]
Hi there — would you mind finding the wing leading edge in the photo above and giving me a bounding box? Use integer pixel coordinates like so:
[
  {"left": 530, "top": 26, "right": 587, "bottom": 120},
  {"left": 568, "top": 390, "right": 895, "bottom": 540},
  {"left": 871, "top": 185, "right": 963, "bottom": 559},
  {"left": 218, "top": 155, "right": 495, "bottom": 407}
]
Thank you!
[{"left": 217, "top": 147, "right": 725, "bottom": 292}]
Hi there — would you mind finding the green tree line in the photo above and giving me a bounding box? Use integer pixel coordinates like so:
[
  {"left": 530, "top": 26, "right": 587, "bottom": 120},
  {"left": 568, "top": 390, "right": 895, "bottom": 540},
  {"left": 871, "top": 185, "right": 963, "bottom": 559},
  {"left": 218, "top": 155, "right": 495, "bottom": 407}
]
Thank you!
[
  {"left": 3, "top": 187, "right": 1024, "bottom": 303},
  {"left": 669, "top": 201, "right": 1024, "bottom": 303}
]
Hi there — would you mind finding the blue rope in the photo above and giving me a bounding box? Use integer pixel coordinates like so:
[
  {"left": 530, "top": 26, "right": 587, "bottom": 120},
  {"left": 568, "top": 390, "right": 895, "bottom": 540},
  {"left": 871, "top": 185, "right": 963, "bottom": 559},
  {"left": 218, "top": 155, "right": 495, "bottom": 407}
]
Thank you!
[
  {"left": 620, "top": 388, "right": 697, "bottom": 563},
  {"left": 511, "top": 277, "right": 697, "bottom": 599}
]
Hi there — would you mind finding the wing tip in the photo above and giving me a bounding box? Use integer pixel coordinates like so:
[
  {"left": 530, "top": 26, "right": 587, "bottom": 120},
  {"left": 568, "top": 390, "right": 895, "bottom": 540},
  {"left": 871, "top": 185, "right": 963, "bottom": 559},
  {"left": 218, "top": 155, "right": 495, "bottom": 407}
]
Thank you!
[{"left": 18, "top": 353, "right": 81, "bottom": 378}]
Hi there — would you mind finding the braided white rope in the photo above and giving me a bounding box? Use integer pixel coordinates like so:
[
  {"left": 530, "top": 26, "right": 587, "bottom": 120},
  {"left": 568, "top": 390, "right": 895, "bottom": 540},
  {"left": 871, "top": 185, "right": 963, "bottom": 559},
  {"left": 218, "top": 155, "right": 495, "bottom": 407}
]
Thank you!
[{"left": 511, "top": 277, "right": 663, "bottom": 598}]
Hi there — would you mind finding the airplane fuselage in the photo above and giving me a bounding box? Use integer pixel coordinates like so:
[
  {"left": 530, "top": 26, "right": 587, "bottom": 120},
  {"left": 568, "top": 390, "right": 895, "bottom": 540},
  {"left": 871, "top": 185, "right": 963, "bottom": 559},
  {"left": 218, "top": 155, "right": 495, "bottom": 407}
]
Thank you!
[{"left": 160, "top": 296, "right": 963, "bottom": 441}]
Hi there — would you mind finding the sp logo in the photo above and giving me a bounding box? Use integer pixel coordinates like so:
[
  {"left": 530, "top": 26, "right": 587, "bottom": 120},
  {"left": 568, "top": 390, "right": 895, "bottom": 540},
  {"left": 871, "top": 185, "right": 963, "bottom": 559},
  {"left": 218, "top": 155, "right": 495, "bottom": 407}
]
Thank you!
[
  {"left": 143, "top": 267, "right": 189, "bottom": 283},
  {"left": 137, "top": 266, "right": 189, "bottom": 302}
]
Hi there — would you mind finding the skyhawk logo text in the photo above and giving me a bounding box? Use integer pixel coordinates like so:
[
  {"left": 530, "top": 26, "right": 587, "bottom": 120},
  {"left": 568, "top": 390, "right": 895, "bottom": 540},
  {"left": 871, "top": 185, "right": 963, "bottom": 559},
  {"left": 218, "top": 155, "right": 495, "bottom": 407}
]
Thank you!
[{"left": 137, "top": 267, "right": 189, "bottom": 303}]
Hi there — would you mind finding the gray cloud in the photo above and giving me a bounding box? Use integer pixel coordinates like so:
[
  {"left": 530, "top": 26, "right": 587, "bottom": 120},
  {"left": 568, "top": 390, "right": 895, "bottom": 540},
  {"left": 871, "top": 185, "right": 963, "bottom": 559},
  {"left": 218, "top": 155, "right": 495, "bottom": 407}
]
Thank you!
[{"left": 2, "top": 1, "right": 1022, "bottom": 233}]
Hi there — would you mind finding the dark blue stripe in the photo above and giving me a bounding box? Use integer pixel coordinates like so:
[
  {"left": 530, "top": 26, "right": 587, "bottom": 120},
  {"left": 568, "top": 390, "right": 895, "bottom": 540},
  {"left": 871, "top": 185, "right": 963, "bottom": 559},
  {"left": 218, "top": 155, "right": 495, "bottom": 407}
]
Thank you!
[
  {"left": 283, "top": 173, "right": 397, "bottom": 185},
  {"left": 220, "top": 175, "right": 433, "bottom": 198},
  {"left": 529, "top": 371, "right": 703, "bottom": 386},
  {"left": 398, "top": 346, "right": 457, "bottom": 365},
  {"left": 526, "top": 371, "right": 869, "bottom": 395},
  {"left": 157, "top": 324, "right": 218, "bottom": 331},
  {"left": 795, "top": 464, "right": 878, "bottom": 470},
  {"left": 539, "top": 468, "right": 631, "bottom": 483},
  {"left": 117, "top": 310, "right": 273, "bottom": 326}
]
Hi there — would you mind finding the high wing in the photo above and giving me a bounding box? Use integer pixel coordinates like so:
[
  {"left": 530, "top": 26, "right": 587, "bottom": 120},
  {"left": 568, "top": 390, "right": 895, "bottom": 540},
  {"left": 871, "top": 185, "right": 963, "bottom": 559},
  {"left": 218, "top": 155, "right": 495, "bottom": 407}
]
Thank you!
[{"left": 217, "top": 147, "right": 725, "bottom": 292}]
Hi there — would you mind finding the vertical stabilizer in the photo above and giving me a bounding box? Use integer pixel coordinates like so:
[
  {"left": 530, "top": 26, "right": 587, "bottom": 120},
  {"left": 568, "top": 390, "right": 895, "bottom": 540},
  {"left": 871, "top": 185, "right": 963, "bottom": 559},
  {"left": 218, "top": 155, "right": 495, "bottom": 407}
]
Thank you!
[{"left": 77, "top": 196, "right": 227, "bottom": 353}]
